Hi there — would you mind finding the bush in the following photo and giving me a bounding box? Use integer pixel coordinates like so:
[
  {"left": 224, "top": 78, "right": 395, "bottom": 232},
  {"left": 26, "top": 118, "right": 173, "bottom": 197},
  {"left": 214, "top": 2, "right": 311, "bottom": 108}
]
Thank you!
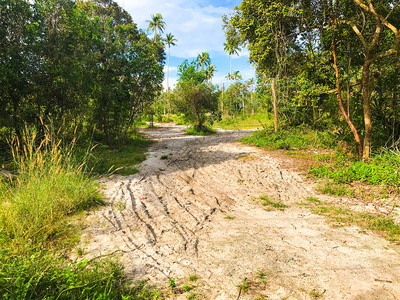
[
  {"left": 241, "top": 125, "right": 337, "bottom": 150},
  {"left": 310, "top": 150, "right": 400, "bottom": 186}
]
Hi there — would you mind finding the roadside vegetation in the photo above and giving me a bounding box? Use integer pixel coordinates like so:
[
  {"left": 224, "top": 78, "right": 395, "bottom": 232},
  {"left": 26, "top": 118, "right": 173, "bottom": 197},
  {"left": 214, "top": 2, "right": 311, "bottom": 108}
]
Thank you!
[
  {"left": 300, "top": 197, "right": 400, "bottom": 242},
  {"left": 0, "top": 127, "right": 157, "bottom": 299}
]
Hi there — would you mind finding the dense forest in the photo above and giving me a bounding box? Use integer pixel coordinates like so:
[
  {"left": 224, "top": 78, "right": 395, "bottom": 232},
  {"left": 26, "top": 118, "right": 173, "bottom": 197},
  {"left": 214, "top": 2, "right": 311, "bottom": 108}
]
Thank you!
[{"left": 0, "top": 0, "right": 165, "bottom": 145}]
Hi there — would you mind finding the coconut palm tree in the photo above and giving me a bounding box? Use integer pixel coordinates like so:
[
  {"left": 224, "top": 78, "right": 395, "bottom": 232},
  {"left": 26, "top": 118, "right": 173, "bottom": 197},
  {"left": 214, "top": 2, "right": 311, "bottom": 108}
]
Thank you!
[
  {"left": 146, "top": 13, "right": 165, "bottom": 41},
  {"left": 233, "top": 70, "right": 242, "bottom": 81},
  {"left": 205, "top": 65, "right": 216, "bottom": 82},
  {"left": 165, "top": 33, "right": 177, "bottom": 116},
  {"left": 224, "top": 42, "right": 240, "bottom": 86},
  {"left": 196, "top": 52, "right": 211, "bottom": 71}
]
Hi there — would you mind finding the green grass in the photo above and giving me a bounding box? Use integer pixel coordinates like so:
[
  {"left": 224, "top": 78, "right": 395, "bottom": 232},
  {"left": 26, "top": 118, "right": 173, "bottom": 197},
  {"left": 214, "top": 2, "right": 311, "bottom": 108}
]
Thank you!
[
  {"left": 88, "top": 132, "right": 153, "bottom": 176},
  {"left": 310, "top": 150, "right": 400, "bottom": 186},
  {"left": 303, "top": 197, "right": 400, "bottom": 242},
  {"left": 185, "top": 126, "right": 216, "bottom": 136},
  {"left": 259, "top": 195, "right": 288, "bottom": 211},
  {"left": 317, "top": 181, "right": 355, "bottom": 197},
  {"left": 241, "top": 125, "right": 337, "bottom": 150},
  {"left": 0, "top": 127, "right": 158, "bottom": 299},
  {"left": 214, "top": 114, "right": 271, "bottom": 130}
]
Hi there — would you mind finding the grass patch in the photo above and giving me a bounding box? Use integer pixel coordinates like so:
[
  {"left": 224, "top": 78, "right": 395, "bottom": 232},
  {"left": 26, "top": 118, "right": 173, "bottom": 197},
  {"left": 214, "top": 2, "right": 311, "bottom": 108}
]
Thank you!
[
  {"left": 224, "top": 215, "right": 236, "bottom": 220},
  {"left": 303, "top": 197, "right": 400, "bottom": 242},
  {"left": 309, "top": 150, "right": 400, "bottom": 186},
  {"left": 241, "top": 125, "right": 337, "bottom": 150},
  {"left": 259, "top": 195, "right": 287, "bottom": 211},
  {"left": 185, "top": 126, "right": 216, "bottom": 136},
  {"left": 317, "top": 181, "right": 355, "bottom": 197},
  {"left": 214, "top": 114, "right": 271, "bottom": 130},
  {"left": 160, "top": 155, "right": 169, "bottom": 160},
  {"left": 0, "top": 126, "right": 158, "bottom": 299},
  {"left": 88, "top": 132, "right": 152, "bottom": 176}
]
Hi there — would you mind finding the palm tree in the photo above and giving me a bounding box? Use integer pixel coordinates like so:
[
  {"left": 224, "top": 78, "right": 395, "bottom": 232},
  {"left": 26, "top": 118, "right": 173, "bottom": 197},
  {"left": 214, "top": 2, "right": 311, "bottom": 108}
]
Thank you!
[
  {"left": 224, "top": 42, "right": 240, "bottom": 86},
  {"left": 205, "top": 65, "right": 216, "bottom": 82},
  {"left": 146, "top": 13, "right": 165, "bottom": 41},
  {"left": 165, "top": 33, "right": 177, "bottom": 116},
  {"left": 233, "top": 70, "right": 242, "bottom": 81},
  {"left": 196, "top": 52, "right": 211, "bottom": 71}
]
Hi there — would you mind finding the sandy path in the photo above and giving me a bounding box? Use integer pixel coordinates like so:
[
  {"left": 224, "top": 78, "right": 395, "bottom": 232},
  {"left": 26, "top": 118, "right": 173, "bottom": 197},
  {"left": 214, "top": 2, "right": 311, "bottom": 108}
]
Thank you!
[{"left": 81, "top": 126, "right": 400, "bottom": 299}]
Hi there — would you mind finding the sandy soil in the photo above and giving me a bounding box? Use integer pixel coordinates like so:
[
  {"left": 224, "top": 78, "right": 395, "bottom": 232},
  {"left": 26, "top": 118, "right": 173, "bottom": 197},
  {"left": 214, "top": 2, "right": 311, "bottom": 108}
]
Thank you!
[{"left": 80, "top": 126, "right": 400, "bottom": 299}]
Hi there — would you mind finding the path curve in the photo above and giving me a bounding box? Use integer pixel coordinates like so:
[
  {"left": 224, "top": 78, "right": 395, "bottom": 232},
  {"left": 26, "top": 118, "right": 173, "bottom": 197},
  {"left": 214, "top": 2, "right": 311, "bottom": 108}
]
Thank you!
[{"left": 81, "top": 126, "right": 400, "bottom": 299}]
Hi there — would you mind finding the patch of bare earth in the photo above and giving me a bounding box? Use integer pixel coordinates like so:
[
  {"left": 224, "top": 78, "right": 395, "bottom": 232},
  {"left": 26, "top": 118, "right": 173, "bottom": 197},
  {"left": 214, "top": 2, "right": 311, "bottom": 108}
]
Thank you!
[{"left": 80, "top": 126, "right": 400, "bottom": 299}]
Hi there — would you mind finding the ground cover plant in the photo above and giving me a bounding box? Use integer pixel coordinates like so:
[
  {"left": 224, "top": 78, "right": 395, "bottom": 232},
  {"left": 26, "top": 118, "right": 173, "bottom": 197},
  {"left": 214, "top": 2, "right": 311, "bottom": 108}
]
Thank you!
[
  {"left": 214, "top": 113, "right": 271, "bottom": 130},
  {"left": 185, "top": 126, "right": 216, "bottom": 136},
  {"left": 241, "top": 125, "right": 337, "bottom": 151},
  {"left": 0, "top": 127, "right": 157, "bottom": 299},
  {"left": 87, "top": 131, "right": 153, "bottom": 176},
  {"left": 301, "top": 197, "right": 400, "bottom": 242}
]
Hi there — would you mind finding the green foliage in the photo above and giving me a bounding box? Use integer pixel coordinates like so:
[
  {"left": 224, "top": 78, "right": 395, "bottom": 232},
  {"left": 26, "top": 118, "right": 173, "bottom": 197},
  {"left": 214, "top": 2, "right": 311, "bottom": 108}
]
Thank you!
[
  {"left": 0, "top": 250, "right": 156, "bottom": 300},
  {"left": 215, "top": 114, "right": 271, "bottom": 130},
  {"left": 173, "top": 78, "right": 218, "bottom": 130},
  {"left": 259, "top": 195, "right": 287, "bottom": 211},
  {"left": 317, "top": 182, "right": 355, "bottom": 197},
  {"left": 0, "top": 0, "right": 164, "bottom": 144},
  {"left": 0, "top": 128, "right": 103, "bottom": 249},
  {"left": 310, "top": 151, "right": 400, "bottom": 186},
  {"left": 241, "top": 126, "right": 337, "bottom": 150},
  {"left": 0, "top": 128, "right": 157, "bottom": 299},
  {"left": 185, "top": 126, "right": 216, "bottom": 136},
  {"left": 87, "top": 132, "right": 153, "bottom": 175},
  {"left": 169, "top": 278, "right": 176, "bottom": 289}
]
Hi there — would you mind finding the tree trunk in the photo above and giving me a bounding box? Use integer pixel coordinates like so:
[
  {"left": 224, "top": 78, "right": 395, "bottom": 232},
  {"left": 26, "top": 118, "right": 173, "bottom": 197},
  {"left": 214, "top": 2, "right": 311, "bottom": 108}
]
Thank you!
[
  {"left": 271, "top": 77, "right": 278, "bottom": 132},
  {"left": 332, "top": 34, "right": 363, "bottom": 158},
  {"left": 362, "top": 58, "right": 373, "bottom": 160},
  {"left": 167, "top": 46, "right": 170, "bottom": 118}
]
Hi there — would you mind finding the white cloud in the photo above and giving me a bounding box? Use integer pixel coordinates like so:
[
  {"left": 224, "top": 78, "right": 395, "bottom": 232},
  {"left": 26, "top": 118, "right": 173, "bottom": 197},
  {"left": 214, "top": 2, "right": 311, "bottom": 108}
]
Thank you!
[{"left": 115, "top": 0, "right": 232, "bottom": 58}]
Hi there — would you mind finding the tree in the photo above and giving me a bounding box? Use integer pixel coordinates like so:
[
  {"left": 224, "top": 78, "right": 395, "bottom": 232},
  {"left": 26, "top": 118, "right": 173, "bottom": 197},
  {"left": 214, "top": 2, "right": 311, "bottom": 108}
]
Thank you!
[
  {"left": 205, "top": 65, "right": 216, "bottom": 82},
  {"left": 339, "top": 0, "right": 400, "bottom": 159},
  {"left": 196, "top": 52, "right": 211, "bottom": 71},
  {"left": 165, "top": 33, "right": 177, "bottom": 115},
  {"left": 146, "top": 13, "right": 165, "bottom": 42},
  {"left": 173, "top": 59, "right": 217, "bottom": 130},
  {"left": 222, "top": 14, "right": 241, "bottom": 87}
]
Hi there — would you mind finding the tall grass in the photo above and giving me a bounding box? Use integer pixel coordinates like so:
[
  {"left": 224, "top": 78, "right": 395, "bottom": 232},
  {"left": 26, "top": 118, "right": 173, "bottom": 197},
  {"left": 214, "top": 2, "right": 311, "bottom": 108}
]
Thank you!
[
  {"left": 0, "top": 125, "right": 157, "bottom": 299},
  {"left": 0, "top": 125, "right": 102, "bottom": 250}
]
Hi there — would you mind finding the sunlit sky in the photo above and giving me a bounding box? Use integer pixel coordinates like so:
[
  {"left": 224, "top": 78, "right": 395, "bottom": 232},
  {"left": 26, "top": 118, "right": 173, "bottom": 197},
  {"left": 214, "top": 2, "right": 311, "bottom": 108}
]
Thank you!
[{"left": 115, "top": 0, "right": 256, "bottom": 90}]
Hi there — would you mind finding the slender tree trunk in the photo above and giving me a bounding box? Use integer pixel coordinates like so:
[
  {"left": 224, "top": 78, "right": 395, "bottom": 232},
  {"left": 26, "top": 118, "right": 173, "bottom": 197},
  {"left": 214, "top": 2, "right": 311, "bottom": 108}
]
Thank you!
[
  {"left": 221, "top": 83, "right": 224, "bottom": 114},
  {"left": 229, "top": 54, "right": 232, "bottom": 87},
  {"left": 362, "top": 58, "right": 373, "bottom": 160},
  {"left": 251, "top": 92, "right": 254, "bottom": 115},
  {"left": 167, "top": 45, "right": 170, "bottom": 118},
  {"left": 332, "top": 33, "right": 363, "bottom": 158},
  {"left": 271, "top": 77, "right": 278, "bottom": 132}
]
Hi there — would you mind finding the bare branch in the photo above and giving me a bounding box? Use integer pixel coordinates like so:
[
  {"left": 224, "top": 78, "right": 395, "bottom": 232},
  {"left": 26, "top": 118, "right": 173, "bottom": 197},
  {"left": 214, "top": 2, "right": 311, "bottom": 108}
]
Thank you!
[{"left": 344, "top": 20, "right": 367, "bottom": 49}]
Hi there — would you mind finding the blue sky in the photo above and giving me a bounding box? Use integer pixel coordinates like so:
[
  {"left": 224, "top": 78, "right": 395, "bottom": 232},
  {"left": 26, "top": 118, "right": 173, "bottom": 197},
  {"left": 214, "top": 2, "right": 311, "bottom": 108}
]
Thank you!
[{"left": 115, "top": 0, "right": 256, "bottom": 90}]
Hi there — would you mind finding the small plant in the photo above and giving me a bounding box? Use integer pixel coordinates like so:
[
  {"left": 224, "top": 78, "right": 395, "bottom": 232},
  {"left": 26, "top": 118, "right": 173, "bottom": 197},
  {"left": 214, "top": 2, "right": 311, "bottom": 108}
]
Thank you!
[
  {"left": 76, "top": 247, "right": 85, "bottom": 256},
  {"left": 160, "top": 155, "right": 169, "bottom": 160},
  {"left": 237, "top": 178, "right": 245, "bottom": 183},
  {"left": 257, "top": 270, "right": 267, "bottom": 279},
  {"left": 187, "top": 293, "right": 197, "bottom": 300},
  {"left": 237, "top": 278, "right": 251, "bottom": 293},
  {"left": 317, "top": 181, "right": 354, "bottom": 197},
  {"left": 224, "top": 216, "right": 236, "bottom": 220},
  {"left": 259, "top": 196, "right": 287, "bottom": 211},
  {"left": 310, "top": 288, "right": 326, "bottom": 298},
  {"left": 183, "top": 283, "right": 192, "bottom": 292},
  {"left": 169, "top": 278, "right": 176, "bottom": 289},
  {"left": 189, "top": 274, "right": 198, "bottom": 282}
]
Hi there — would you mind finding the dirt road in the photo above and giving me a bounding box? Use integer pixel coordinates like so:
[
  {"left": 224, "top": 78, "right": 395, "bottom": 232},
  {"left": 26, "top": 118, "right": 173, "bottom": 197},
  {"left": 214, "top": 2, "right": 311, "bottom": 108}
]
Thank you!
[{"left": 81, "top": 126, "right": 400, "bottom": 299}]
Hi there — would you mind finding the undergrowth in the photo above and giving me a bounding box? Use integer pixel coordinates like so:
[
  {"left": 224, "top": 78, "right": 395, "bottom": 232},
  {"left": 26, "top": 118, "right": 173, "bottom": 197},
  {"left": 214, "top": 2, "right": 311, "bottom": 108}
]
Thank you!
[
  {"left": 214, "top": 114, "right": 271, "bottom": 130},
  {"left": 87, "top": 131, "right": 153, "bottom": 175},
  {"left": 241, "top": 125, "right": 337, "bottom": 150},
  {"left": 0, "top": 125, "right": 157, "bottom": 299},
  {"left": 303, "top": 197, "right": 400, "bottom": 242},
  {"left": 310, "top": 150, "right": 400, "bottom": 186},
  {"left": 185, "top": 126, "right": 216, "bottom": 136}
]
